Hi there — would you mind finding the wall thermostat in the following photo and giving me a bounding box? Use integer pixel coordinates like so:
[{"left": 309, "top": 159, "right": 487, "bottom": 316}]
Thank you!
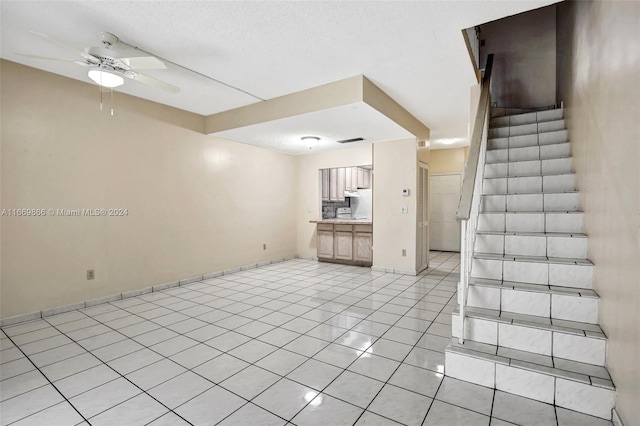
[{"left": 402, "top": 189, "right": 410, "bottom": 196}]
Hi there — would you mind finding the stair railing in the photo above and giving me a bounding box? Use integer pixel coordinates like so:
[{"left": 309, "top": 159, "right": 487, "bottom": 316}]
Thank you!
[{"left": 456, "top": 54, "right": 494, "bottom": 344}]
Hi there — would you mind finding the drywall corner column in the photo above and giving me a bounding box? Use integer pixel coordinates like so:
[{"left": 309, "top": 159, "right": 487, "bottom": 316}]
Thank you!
[{"left": 372, "top": 138, "right": 418, "bottom": 273}]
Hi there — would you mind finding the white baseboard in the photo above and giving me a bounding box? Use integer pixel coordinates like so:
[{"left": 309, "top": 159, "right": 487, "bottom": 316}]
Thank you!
[
  {"left": 371, "top": 266, "right": 418, "bottom": 276},
  {"left": 0, "top": 254, "right": 297, "bottom": 327}
]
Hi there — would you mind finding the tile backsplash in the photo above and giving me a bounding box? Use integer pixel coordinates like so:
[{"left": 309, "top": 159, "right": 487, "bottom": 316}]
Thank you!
[{"left": 322, "top": 200, "right": 350, "bottom": 219}]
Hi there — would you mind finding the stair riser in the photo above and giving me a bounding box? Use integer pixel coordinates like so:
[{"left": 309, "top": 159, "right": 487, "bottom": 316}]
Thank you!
[
  {"left": 488, "top": 132, "right": 569, "bottom": 150},
  {"left": 489, "top": 109, "right": 564, "bottom": 127},
  {"left": 478, "top": 213, "right": 583, "bottom": 234},
  {"left": 445, "top": 351, "right": 614, "bottom": 420},
  {"left": 467, "top": 285, "right": 599, "bottom": 323},
  {"left": 485, "top": 158, "right": 573, "bottom": 179},
  {"left": 481, "top": 193, "right": 580, "bottom": 212},
  {"left": 471, "top": 258, "right": 593, "bottom": 288},
  {"left": 483, "top": 175, "right": 575, "bottom": 195},
  {"left": 487, "top": 141, "right": 570, "bottom": 163},
  {"left": 475, "top": 234, "right": 588, "bottom": 258},
  {"left": 489, "top": 120, "right": 566, "bottom": 140},
  {"left": 451, "top": 315, "right": 606, "bottom": 365}
]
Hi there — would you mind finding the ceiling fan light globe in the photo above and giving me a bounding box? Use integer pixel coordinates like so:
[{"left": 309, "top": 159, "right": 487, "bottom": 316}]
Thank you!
[
  {"left": 88, "top": 69, "right": 124, "bottom": 88},
  {"left": 301, "top": 136, "right": 320, "bottom": 150}
]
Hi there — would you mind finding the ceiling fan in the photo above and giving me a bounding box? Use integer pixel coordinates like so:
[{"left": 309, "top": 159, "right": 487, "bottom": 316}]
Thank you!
[{"left": 18, "top": 31, "right": 180, "bottom": 93}]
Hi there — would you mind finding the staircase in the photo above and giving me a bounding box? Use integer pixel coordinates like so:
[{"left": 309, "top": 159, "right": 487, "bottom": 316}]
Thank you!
[{"left": 445, "top": 108, "right": 616, "bottom": 420}]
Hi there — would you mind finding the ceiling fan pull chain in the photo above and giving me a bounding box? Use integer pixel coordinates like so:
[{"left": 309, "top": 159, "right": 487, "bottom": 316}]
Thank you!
[
  {"left": 99, "top": 85, "right": 103, "bottom": 111},
  {"left": 110, "top": 88, "right": 114, "bottom": 116}
]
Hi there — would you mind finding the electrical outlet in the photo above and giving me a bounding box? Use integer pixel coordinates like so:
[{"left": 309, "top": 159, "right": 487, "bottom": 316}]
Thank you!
[
  {"left": 402, "top": 249, "right": 407, "bottom": 257},
  {"left": 263, "top": 243, "right": 267, "bottom": 250},
  {"left": 401, "top": 206, "right": 408, "bottom": 214},
  {"left": 87, "top": 269, "right": 95, "bottom": 280}
]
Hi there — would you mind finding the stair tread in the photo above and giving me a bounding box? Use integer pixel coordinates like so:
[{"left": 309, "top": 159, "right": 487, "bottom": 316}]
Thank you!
[
  {"left": 489, "top": 119, "right": 565, "bottom": 131},
  {"left": 483, "top": 156, "right": 572, "bottom": 164},
  {"left": 484, "top": 172, "right": 575, "bottom": 180},
  {"left": 483, "top": 190, "right": 579, "bottom": 195},
  {"left": 454, "top": 306, "right": 605, "bottom": 338},
  {"left": 480, "top": 210, "right": 583, "bottom": 214},
  {"left": 487, "top": 143, "right": 569, "bottom": 152},
  {"left": 446, "top": 338, "right": 614, "bottom": 389},
  {"left": 476, "top": 231, "right": 587, "bottom": 238},
  {"left": 489, "top": 124, "right": 567, "bottom": 132},
  {"left": 474, "top": 252, "right": 593, "bottom": 266},
  {"left": 486, "top": 155, "right": 571, "bottom": 165},
  {"left": 469, "top": 277, "right": 598, "bottom": 298}
]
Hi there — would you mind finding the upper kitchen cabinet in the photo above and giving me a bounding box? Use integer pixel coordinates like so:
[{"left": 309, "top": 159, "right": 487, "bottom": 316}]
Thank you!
[
  {"left": 351, "top": 167, "right": 359, "bottom": 190},
  {"left": 357, "top": 167, "right": 371, "bottom": 189},
  {"left": 321, "top": 169, "right": 330, "bottom": 202},
  {"left": 329, "top": 168, "right": 338, "bottom": 201},
  {"left": 322, "top": 166, "right": 371, "bottom": 202},
  {"left": 337, "top": 168, "right": 346, "bottom": 202}
]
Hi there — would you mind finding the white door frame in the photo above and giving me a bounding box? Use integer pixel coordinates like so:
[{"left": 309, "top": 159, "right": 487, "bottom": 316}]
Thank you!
[
  {"left": 430, "top": 172, "right": 463, "bottom": 252},
  {"left": 416, "top": 162, "right": 430, "bottom": 274}
]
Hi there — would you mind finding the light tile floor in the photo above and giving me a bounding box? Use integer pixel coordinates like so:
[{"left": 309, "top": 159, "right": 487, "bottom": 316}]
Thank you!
[{"left": 0, "top": 252, "right": 612, "bottom": 425}]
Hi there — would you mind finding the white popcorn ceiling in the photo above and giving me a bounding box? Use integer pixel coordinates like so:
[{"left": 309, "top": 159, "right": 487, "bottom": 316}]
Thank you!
[{"left": 0, "top": 0, "right": 558, "bottom": 151}]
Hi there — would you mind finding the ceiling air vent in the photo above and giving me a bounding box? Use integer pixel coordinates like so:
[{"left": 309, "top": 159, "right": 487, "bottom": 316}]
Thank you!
[{"left": 337, "top": 137, "right": 365, "bottom": 144}]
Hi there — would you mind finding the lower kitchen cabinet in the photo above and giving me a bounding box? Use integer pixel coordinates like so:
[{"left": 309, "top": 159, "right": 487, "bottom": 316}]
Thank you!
[
  {"left": 317, "top": 224, "right": 334, "bottom": 259},
  {"left": 315, "top": 223, "right": 372, "bottom": 266},
  {"left": 335, "top": 225, "right": 354, "bottom": 260},
  {"left": 353, "top": 232, "right": 373, "bottom": 262}
]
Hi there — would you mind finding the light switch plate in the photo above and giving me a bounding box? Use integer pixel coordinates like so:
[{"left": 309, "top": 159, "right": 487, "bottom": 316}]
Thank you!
[{"left": 402, "top": 189, "right": 410, "bottom": 196}]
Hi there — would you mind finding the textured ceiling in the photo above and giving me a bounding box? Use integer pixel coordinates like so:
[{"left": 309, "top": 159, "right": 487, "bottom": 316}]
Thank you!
[{"left": 0, "top": 1, "right": 558, "bottom": 151}]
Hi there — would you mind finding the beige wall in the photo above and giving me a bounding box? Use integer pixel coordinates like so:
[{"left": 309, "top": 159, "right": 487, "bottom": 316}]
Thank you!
[
  {"left": 372, "top": 139, "right": 418, "bottom": 274},
  {"left": 294, "top": 145, "right": 372, "bottom": 259},
  {"left": 480, "top": 5, "right": 557, "bottom": 108},
  {"left": 556, "top": 2, "right": 640, "bottom": 424},
  {"left": 1, "top": 60, "right": 297, "bottom": 318},
  {"left": 429, "top": 148, "right": 468, "bottom": 175}
]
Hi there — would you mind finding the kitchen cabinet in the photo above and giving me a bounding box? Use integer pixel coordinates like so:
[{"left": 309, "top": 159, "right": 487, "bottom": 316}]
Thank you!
[
  {"left": 322, "top": 166, "right": 371, "bottom": 202},
  {"left": 363, "top": 168, "right": 371, "bottom": 189},
  {"left": 334, "top": 225, "right": 354, "bottom": 260},
  {"left": 351, "top": 167, "right": 359, "bottom": 190},
  {"left": 345, "top": 167, "right": 352, "bottom": 192},
  {"left": 314, "top": 222, "right": 372, "bottom": 266},
  {"left": 321, "top": 169, "right": 330, "bottom": 202},
  {"left": 357, "top": 168, "right": 364, "bottom": 188},
  {"left": 356, "top": 167, "right": 371, "bottom": 189},
  {"left": 353, "top": 224, "right": 373, "bottom": 262},
  {"left": 317, "top": 224, "right": 335, "bottom": 259},
  {"left": 337, "top": 168, "right": 346, "bottom": 202},
  {"left": 329, "top": 168, "right": 338, "bottom": 201}
]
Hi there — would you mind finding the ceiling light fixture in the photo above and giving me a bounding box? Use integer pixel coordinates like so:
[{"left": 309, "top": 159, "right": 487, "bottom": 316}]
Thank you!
[
  {"left": 88, "top": 68, "right": 124, "bottom": 88},
  {"left": 301, "top": 136, "right": 320, "bottom": 150}
]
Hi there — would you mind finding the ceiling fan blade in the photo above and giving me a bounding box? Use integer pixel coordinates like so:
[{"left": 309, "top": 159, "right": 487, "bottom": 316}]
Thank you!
[
  {"left": 29, "top": 31, "right": 86, "bottom": 56},
  {"left": 118, "top": 56, "right": 166, "bottom": 70},
  {"left": 125, "top": 72, "right": 180, "bottom": 93},
  {"left": 16, "top": 52, "right": 78, "bottom": 63}
]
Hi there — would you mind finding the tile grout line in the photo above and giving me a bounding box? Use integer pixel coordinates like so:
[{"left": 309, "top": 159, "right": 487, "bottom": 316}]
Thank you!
[
  {"left": 3, "top": 255, "right": 461, "bottom": 425},
  {"left": 1, "top": 332, "right": 92, "bottom": 426},
  {"left": 37, "top": 318, "right": 197, "bottom": 426}
]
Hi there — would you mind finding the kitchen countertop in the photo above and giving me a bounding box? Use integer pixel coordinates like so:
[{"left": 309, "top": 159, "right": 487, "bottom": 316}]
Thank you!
[{"left": 310, "top": 219, "right": 373, "bottom": 225}]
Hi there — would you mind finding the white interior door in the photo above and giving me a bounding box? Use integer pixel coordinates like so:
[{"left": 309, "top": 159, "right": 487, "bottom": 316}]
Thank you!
[
  {"left": 430, "top": 173, "right": 462, "bottom": 252},
  {"left": 416, "top": 163, "right": 430, "bottom": 273}
]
